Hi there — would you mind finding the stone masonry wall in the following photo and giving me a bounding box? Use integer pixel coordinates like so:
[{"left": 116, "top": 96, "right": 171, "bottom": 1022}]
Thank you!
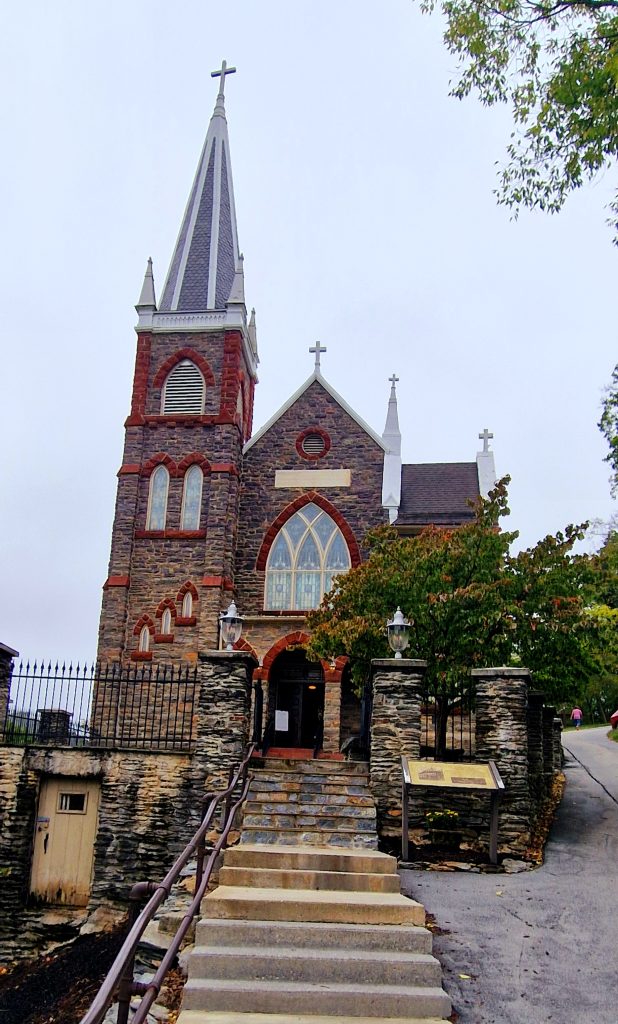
[{"left": 369, "top": 659, "right": 426, "bottom": 838}]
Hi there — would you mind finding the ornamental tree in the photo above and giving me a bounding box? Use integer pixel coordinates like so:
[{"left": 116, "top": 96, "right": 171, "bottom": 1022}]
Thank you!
[
  {"left": 421, "top": 0, "right": 618, "bottom": 239},
  {"left": 306, "top": 478, "right": 594, "bottom": 710}
]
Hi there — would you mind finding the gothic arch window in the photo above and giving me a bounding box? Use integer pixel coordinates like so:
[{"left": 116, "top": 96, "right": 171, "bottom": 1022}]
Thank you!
[
  {"left": 161, "top": 608, "right": 172, "bottom": 635},
  {"left": 162, "top": 360, "right": 205, "bottom": 414},
  {"left": 180, "top": 465, "right": 203, "bottom": 530},
  {"left": 138, "top": 626, "right": 151, "bottom": 653},
  {"left": 265, "top": 502, "right": 351, "bottom": 611},
  {"left": 146, "top": 466, "right": 169, "bottom": 530},
  {"left": 182, "top": 591, "right": 193, "bottom": 618}
]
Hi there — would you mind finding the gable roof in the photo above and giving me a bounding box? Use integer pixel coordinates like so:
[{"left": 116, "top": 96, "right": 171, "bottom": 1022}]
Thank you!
[
  {"left": 243, "top": 372, "right": 387, "bottom": 454},
  {"left": 396, "top": 462, "right": 480, "bottom": 527}
]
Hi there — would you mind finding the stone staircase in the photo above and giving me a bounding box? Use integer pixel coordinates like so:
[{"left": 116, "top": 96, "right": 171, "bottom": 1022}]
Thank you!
[
  {"left": 239, "top": 757, "right": 378, "bottom": 849},
  {"left": 176, "top": 758, "right": 451, "bottom": 1023}
]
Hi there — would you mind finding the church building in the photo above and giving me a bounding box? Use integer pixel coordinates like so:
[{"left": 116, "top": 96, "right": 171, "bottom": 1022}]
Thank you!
[{"left": 96, "top": 64, "right": 496, "bottom": 758}]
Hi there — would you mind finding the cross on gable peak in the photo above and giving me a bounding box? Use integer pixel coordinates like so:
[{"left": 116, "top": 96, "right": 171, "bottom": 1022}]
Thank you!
[
  {"left": 479, "top": 427, "right": 494, "bottom": 452},
  {"left": 309, "top": 341, "right": 327, "bottom": 371}
]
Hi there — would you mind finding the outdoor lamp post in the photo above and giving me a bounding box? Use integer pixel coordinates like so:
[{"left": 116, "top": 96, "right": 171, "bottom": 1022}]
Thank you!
[
  {"left": 387, "top": 607, "right": 411, "bottom": 658},
  {"left": 220, "top": 601, "right": 244, "bottom": 651}
]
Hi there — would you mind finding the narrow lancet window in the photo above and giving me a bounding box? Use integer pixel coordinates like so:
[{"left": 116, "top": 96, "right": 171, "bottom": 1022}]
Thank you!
[
  {"left": 138, "top": 626, "right": 150, "bottom": 652},
  {"left": 146, "top": 466, "right": 169, "bottom": 530},
  {"left": 181, "top": 466, "right": 203, "bottom": 530}
]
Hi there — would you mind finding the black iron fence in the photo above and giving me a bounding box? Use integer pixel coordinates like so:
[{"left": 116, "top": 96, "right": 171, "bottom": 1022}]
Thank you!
[
  {"left": 1, "top": 661, "right": 198, "bottom": 751},
  {"left": 420, "top": 675, "right": 476, "bottom": 762}
]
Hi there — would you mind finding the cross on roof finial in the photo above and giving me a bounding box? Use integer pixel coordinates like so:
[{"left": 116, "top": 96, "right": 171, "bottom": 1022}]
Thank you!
[
  {"left": 389, "top": 373, "right": 399, "bottom": 387},
  {"left": 211, "top": 60, "right": 237, "bottom": 97},
  {"left": 309, "top": 341, "right": 327, "bottom": 371},
  {"left": 479, "top": 427, "right": 494, "bottom": 452}
]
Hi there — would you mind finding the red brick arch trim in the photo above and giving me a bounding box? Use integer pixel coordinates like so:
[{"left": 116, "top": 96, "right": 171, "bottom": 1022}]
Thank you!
[
  {"left": 155, "top": 598, "right": 177, "bottom": 621},
  {"left": 262, "top": 631, "right": 311, "bottom": 673},
  {"left": 255, "top": 492, "right": 361, "bottom": 571},
  {"left": 141, "top": 453, "right": 178, "bottom": 478},
  {"left": 153, "top": 348, "right": 216, "bottom": 391},
  {"left": 233, "top": 637, "right": 259, "bottom": 661},
  {"left": 176, "top": 580, "right": 199, "bottom": 603},
  {"left": 133, "top": 614, "right": 156, "bottom": 637},
  {"left": 178, "top": 453, "right": 211, "bottom": 474}
]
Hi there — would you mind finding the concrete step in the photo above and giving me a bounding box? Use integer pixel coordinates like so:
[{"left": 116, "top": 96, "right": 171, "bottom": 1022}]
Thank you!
[
  {"left": 181, "top": 979, "right": 451, "bottom": 1018},
  {"left": 201, "top": 886, "right": 426, "bottom": 926},
  {"left": 179, "top": 1014, "right": 448, "bottom": 1024},
  {"left": 238, "top": 828, "right": 378, "bottom": 848},
  {"left": 195, "top": 919, "right": 433, "bottom": 954},
  {"left": 249, "top": 780, "right": 372, "bottom": 796},
  {"left": 178, "top": 1014, "right": 448, "bottom": 1024},
  {"left": 223, "top": 843, "right": 396, "bottom": 875},
  {"left": 218, "top": 866, "right": 400, "bottom": 893},
  {"left": 188, "top": 945, "right": 442, "bottom": 987}
]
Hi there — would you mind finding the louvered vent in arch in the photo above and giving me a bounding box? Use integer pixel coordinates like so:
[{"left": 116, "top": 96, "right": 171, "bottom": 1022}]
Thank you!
[
  {"left": 302, "top": 432, "right": 326, "bottom": 456},
  {"left": 162, "top": 360, "right": 205, "bottom": 414}
]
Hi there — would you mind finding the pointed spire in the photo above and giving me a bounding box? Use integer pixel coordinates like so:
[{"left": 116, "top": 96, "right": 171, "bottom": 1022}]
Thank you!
[
  {"left": 248, "top": 307, "right": 259, "bottom": 360},
  {"left": 227, "top": 253, "right": 246, "bottom": 305},
  {"left": 136, "top": 257, "right": 157, "bottom": 311},
  {"left": 159, "top": 62, "right": 241, "bottom": 314},
  {"left": 382, "top": 374, "right": 402, "bottom": 523}
]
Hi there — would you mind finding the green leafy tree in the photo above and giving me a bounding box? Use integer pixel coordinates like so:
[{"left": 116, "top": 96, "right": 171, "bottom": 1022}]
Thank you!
[
  {"left": 599, "top": 364, "right": 618, "bottom": 494},
  {"left": 421, "top": 0, "right": 618, "bottom": 237},
  {"left": 307, "top": 478, "right": 594, "bottom": 726}
]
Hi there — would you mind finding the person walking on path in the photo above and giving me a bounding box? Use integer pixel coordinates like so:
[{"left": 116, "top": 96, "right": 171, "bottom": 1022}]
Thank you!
[{"left": 570, "top": 706, "right": 583, "bottom": 729}]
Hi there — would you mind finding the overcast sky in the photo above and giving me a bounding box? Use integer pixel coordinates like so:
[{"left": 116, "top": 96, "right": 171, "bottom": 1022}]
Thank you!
[{"left": 1, "top": 0, "right": 616, "bottom": 665}]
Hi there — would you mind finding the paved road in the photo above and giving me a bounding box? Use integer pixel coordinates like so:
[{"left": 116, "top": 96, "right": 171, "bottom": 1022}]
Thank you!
[{"left": 400, "top": 727, "right": 618, "bottom": 1024}]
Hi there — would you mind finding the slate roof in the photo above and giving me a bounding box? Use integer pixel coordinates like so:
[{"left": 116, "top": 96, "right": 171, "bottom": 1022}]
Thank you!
[
  {"left": 159, "top": 88, "right": 239, "bottom": 313},
  {"left": 396, "top": 462, "right": 480, "bottom": 527}
]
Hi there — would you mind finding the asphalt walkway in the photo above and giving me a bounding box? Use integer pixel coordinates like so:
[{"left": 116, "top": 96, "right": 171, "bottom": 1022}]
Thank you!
[{"left": 399, "top": 726, "right": 618, "bottom": 1024}]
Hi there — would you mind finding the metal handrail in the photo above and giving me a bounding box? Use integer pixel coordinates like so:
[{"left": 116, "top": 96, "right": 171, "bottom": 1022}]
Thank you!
[{"left": 80, "top": 742, "right": 255, "bottom": 1024}]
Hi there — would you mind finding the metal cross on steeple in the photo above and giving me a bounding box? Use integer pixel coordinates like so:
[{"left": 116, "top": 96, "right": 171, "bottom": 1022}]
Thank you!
[
  {"left": 389, "top": 373, "right": 399, "bottom": 387},
  {"left": 310, "top": 341, "right": 327, "bottom": 371},
  {"left": 479, "top": 427, "right": 494, "bottom": 452},
  {"left": 211, "top": 60, "right": 237, "bottom": 96}
]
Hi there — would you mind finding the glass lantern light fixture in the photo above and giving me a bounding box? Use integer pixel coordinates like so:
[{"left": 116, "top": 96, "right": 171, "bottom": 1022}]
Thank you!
[
  {"left": 220, "top": 601, "right": 244, "bottom": 651},
  {"left": 387, "top": 607, "right": 411, "bottom": 659}
]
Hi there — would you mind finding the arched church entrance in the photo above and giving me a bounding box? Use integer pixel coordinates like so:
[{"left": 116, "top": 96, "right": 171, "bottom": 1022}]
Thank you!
[{"left": 267, "top": 649, "right": 325, "bottom": 750}]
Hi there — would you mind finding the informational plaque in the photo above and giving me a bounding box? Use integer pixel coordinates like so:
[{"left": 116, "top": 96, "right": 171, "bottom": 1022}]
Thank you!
[
  {"left": 405, "top": 759, "right": 500, "bottom": 791},
  {"left": 275, "top": 710, "right": 289, "bottom": 732},
  {"left": 401, "top": 757, "right": 504, "bottom": 865}
]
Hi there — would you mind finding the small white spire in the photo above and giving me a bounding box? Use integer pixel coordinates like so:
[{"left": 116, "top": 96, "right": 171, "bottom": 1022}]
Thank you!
[
  {"left": 227, "top": 253, "right": 246, "bottom": 305},
  {"left": 248, "top": 307, "right": 258, "bottom": 359},
  {"left": 382, "top": 373, "right": 402, "bottom": 523},
  {"left": 136, "top": 257, "right": 157, "bottom": 311},
  {"left": 476, "top": 427, "right": 497, "bottom": 497}
]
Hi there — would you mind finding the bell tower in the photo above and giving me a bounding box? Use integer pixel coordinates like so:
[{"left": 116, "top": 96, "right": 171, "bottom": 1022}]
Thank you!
[{"left": 98, "top": 63, "right": 258, "bottom": 664}]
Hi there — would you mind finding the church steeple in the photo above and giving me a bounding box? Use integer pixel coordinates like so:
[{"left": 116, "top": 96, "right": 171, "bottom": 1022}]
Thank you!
[
  {"left": 382, "top": 374, "right": 402, "bottom": 523},
  {"left": 159, "top": 61, "right": 241, "bottom": 314}
]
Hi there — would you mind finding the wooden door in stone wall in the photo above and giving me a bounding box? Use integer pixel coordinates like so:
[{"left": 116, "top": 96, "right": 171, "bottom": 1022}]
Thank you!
[{"left": 30, "top": 777, "right": 100, "bottom": 906}]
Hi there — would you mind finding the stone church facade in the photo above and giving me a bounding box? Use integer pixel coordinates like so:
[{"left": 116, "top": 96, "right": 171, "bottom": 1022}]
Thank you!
[{"left": 97, "top": 69, "right": 496, "bottom": 758}]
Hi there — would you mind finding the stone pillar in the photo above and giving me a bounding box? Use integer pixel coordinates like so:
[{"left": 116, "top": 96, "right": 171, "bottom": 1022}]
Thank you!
[
  {"left": 552, "top": 716, "right": 563, "bottom": 773},
  {"left": 0, "top": 643, "right": 18, "bottom": 741},
  {"left": 369, "top": 658, "right": 426, "bottom": 839},
  {"left": 322, "top": 666, "right": 342, "bottom": 754},
  {"left": 194, "top": 650, "right": 257, "bottom": 793},
  {"left": 527, "top": 691, "right": 546, "bottom": 810},
  {"left": 472, "top": 667, "right": 531, "bottom": 850}
]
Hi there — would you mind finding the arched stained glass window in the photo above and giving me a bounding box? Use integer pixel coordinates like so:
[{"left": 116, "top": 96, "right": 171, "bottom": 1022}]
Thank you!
[
  {"left": 161, "top": 608, "right": 172, "bottom": 634},
  {"left": 265, "top": 502, "right": 351, "bottom": 611},
  {"left": 146, "top": 466, "right": 169, "bottom": 530},
  {"left": 139, "top": 626, "right": 150, "bottom": 652},
  {"left": 181, "top": 465, "right": 203, "bottom": 530},
  {"left": 182, "top": 592, "right": 193, "bottom": 618}
]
